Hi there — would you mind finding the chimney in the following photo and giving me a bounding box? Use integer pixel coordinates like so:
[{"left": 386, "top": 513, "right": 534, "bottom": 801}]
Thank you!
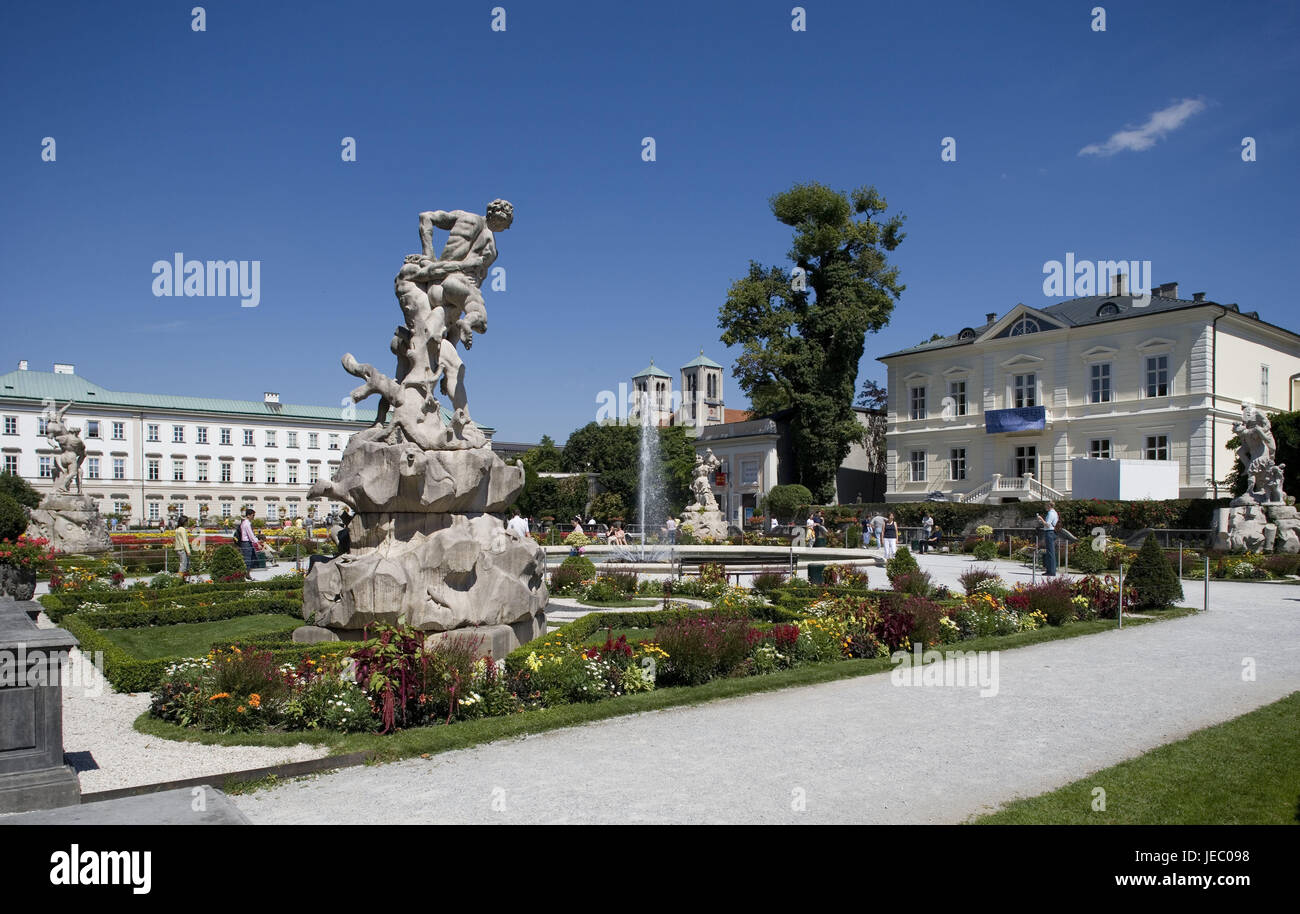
[
  {"left": 17, "top": 360, "right": 28, "bottom": 371},
  {"left": 53, "top": 363, "right": 75, "bottom": 375},
  {"left": 1111, "top": 274, "right": 1127, "bottom": 296},
  {"left": 1157, "top": 281, "right": 1179, "bottom": 298},
  {"left": 264, "top": 392, "right": 280, "bottom": 404},
  {"left": 1192, "top": 292, "right": 1206, "bottom": 302},
  {"left": 985, "top": 312, "right": 996, "bottom": 323}
]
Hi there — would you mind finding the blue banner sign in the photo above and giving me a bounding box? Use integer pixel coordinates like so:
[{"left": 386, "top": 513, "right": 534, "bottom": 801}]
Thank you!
[{"left": 985, "top": 406, "right": 1046, "bottom": 434}]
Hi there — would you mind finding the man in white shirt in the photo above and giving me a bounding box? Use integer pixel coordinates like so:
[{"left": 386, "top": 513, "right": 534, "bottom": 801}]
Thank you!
[
  {"left": 506, "top": 509, "right": 530, "bottom": 540},
  {"left": 1035, "top": 500, "right": 1060, "bottom": 576}
]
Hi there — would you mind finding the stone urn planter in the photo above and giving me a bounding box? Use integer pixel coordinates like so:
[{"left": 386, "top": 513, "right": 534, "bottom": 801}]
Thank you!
[{"left": 0, "top": 563, "right": 37, "bottom": 601}]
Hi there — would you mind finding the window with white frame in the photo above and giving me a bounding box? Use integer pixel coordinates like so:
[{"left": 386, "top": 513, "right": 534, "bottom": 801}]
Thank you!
[
  {"left": 308, "top": 432, "right": 319, "bottom": 448},
  {"left": 113, "top": 457, "right": 125, "bottom": 479},
  {"left": 38, "top": 417, "right": 49, "bottom": 436},
  {"left": 221, "top": 502, "right": 231, "bottom": 518},
  {"left": 147, "top": 423, "right": 160, "bottom": 442},
  {"left": 1260, "top": 364, "right": 1270, "bottom": 405},
  {"left": 265, "top": 463, "right": 277, "bottom": 484},
  {"left": 172, "top": 425, "right": 185, "bottom": 443},
  {"left": 1014, "top": 445, "right": 1037, "bottom": 477},
  {"left": 308, "top": 465, "right": 320, "bottom": 484},
  {"left": 1145, "top": 435, "right": 1169, "bottom": 461},
  {"left": 220, "top": 461, "right": 232, "bottom": 483},
  {"left": 196, "top": 459, "right": 209, "bottom": 482},
  {"left": 909, "top": 450, "right": 926, "bottom": 483},
  {"left": 949, "top": 448, "right": 967, "bottom": 481},
  {"left": 328, "top": 434, "right": 340, "bottom": 450},
  {"left": 220, "top": 427, "right": 232, "bottom": 446},
  {"left": 287, "top": 463, "right": 298, "bottom": 485},
  {"left": 113, "top": 501, "right": 128, "bottom": 516},
  {"left": 3, "top": 416, "right": 16, "bottom": 436},
  {"left": 86, "top": 420, "right": 100, "bottom": 438},
  {"left": 39, "top": 456, "right": 53, "bottom": 478},
  {"left": 740, "top": 459, "right": 759, "bottom": 485},
  {"left": 267, "top": 504, "right": 278, "bottom": 522},
  {"left": 1013, "top": 373, "right": 1037, "bottom": 408},
  {"left": 244, "top": 463, "right": 255, "bottom": 484},
  {"left": 112, "top": 421, "right": 125, "bottom": 440},
  {"left": 909, "top": 386, "right": 926, "bottom": 420},
  {"left": 147, "top": 459, "right": 160, "bottom": 481},
  {"left": 196, "top": 426, "right": 208, "bottom": 444},
  {"left": 243, "top": 429, "right": 254, "bottom": 446},
  {"left": 265, "top": 430, "right": 277, "bottom": 447},
  {"left": 287, "top": 431, "right": 298, "bottom": 448},
  {"left": 1145, "top": 356, "right": 1169, "bottom": 397},
  {"left": 288, "top": 503, "right": 298, "bottom": 518},
  {"left": 86, "top": 457, "right": 100, "bottom": 479},
  {"left": 148, "top": 502, "right": 159, "bottom": 521},
  {"left": 3, "top": 455, "right": 18, "bottom": 475},
  {"left": 1089, "top": 363, "right": 1112, "bottom": 404},
  {"left": 172, "top": 460, "right": 184, "bottom": 481},
  {"left": 1088, "top": 438, "right": 1112, "bottom": 459},
  {"left": 948, "top": 380, "right": 968, "bottom": 416}
]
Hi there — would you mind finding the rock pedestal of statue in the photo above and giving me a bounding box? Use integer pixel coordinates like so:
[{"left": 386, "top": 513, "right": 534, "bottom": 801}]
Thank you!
[
  {"left": 679, "top": 504, "right": 729, "bottom": 541},
  {"left": 1213, "top": 501, "right": 1300, "bottom": 554},
  {"left": 24, "top": 495, "right": 112, "bottom": 555}
]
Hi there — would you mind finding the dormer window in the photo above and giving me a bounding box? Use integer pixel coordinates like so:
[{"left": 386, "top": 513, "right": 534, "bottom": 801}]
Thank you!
[
  {"left": 1097, "top": 301, "right": 1120, "bottom": 317},
  {"left": 958, "top": 328, "right": 976, "bottom": 342},
  {"left": 1009, "top": 316, "right": 1041, "bottom": 336}
]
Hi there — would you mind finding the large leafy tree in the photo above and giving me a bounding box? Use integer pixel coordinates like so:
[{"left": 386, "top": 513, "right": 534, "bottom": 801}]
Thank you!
[
  {"left": 561, "top": 422, "right": 694, "bottom": 519},
  {"left": 719, "top": 183, "right": 904, "bottom": 501},
  {"left": 520, "top": 435, "right": 563, "bottom": 473}
]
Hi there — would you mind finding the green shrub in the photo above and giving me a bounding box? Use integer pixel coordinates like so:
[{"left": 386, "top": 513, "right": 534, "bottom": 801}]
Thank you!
[
  {"left": 765, "top": 484, "right": 814, "bottom": 523},
  {"left": 560, "top": 554, "right": 596, "bottom": 579},
  {"left": 0, "top": 492, "right": 26, "bottom": 543},
  {"left": 1019, "top": 579, "right": 1077, "bottom": 626},
  {"left": 208, "top": 544, "right": 248, "bottom": 582},
  {"left": 971, "top": 540, "right": 999, "bottom": 562},
  {"left": 1069, "top": 539, "right": 1110, "bottom": 573},
  {"left": 149, "top": 571, "right": 184, "bottom": 590},
  {"left": 751, "top": 571, "right": 788, "bottom": 593},
  {"left": 885, "top": 545, "right": 920, "bottom": 583},
  {"left": 0, "top": 471, "right": 41, "bottom": 509},
  {"left": 1126, "top": 535, "right": 1183, "bottom": 611}
]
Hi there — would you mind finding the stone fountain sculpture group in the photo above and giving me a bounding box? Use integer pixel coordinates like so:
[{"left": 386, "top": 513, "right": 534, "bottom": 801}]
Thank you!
[
  {"left": 22, "top": 402, "right": 111, "bottom": 555},
  {"left": 298, "top": 201, "right": 548, "bottom": 655},
  {"left": 1214, "top": 402, "right": 1299, "bottom": 553}
]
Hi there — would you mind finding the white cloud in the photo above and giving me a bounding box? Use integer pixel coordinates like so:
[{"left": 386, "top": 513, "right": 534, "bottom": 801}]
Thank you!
[{"left": 1078, "top": 98, "right": 1207, "bottom": 157}]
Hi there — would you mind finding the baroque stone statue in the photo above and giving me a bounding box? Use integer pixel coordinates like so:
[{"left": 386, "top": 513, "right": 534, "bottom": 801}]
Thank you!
[
  {"left": 680, "top": 448, "right": 729, "bottom": 540},
  {"left": 300, "top": 202, "right": 547, "bottom": 655},
  {"left": 1215, "top": 402, "right": 1297, "bottom": 554},
  {"left": 1233, "top": 403, "right": 1279, "bottom": 504},
  {"left": 24, "top": 402, "right": 111, "bottom": 554}
]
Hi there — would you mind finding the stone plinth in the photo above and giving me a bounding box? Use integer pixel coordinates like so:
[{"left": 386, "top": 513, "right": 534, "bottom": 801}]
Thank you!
[
  {"left": 1214, "top": 503, "right": 1300, "bottom": 554},
  {"left": 680, "top": 505, "right": 729, "bottom": 541},
  {"left": 25, "top": 494, "right": 112, "bottom": 555},
  {"left": 0, "top": 602, "right": 81, "bottom": 814}
]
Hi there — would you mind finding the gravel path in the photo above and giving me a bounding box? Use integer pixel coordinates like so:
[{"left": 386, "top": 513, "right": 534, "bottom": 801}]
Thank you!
[{"left": 234, "top": 559, "right": 1300, "bottom": 824}]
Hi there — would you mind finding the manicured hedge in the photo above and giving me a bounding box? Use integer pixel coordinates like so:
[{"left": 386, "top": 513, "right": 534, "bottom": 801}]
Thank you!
[
  {"left": 38, "top": 578, "right": 301, "bottom": 620},
  {"left": 821, "top": 498, "right": 1228, "bottom": 534},
  {"left": 71, "top": 594, "right": 302, "bottom": 630},
  {"left": 61, "top": 612, "right": 346, "bottom": 694}
]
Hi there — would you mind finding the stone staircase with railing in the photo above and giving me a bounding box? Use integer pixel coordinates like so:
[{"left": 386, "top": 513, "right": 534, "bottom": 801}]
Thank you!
[{"left": 958, "top": 473, "right": 1066, "bottom": 505}]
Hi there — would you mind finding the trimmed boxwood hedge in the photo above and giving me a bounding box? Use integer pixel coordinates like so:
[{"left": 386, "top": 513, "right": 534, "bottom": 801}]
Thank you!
[
  {"left": 38, "top": 578, "right": 302, "bottom": 621},
  {"left": 61, "top": 609, "right": 343, "bottom": 694},
  {"left": 72, "top": 594, "right": 302, "bottom": 630}
]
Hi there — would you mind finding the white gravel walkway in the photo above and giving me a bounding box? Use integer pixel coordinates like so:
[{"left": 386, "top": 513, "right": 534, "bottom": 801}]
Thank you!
[{"left": 233, "top": 557, "right": 1300, "bottom": 824}]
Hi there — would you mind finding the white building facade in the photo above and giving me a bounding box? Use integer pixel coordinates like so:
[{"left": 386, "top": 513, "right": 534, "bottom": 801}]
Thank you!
[
  {"left": 878, "top": 285, "right": 1300, "bottom": 503},
  {"left": 0, "top": 364, "right": 412, "bottom": 525}
]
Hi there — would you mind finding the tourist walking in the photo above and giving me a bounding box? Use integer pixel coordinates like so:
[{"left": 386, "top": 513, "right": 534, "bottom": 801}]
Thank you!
[
  {"left": 1035, "top": 500, "right": 1060, "bottom": 576},
  {"left": 506, "top": 509, "right": 530, "bottom": 540},
  {"left": 174, "top": 515, "right": 192, "bottom": 577},
  {"left": 870, "top": 512, "right": 885, "bottom": 549},
  {"left": 237, "top": 508, "right": 261, "bottom": 574},
  {"left": 665, "top": 516, "right": 678, "bottom": 545},
  {"left": 920, "top": 512, "right": 934, "bottom": 553},
  {"left": 882, "top": 512, "right": 898, "bottom": 560}
]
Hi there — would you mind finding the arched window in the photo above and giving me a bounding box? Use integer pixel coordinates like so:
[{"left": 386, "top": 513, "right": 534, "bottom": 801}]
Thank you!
[
  {"left": 1009, "top": 316, "right": 1041, "bottom": 336},
  {"left": 1097, "top": 301, "right": 1120, "bottom": 317}
]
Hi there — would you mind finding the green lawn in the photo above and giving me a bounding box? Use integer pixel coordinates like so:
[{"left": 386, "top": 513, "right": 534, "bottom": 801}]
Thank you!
[
  {"left": 576, "top": 597, "right": 659, "bottom": 608},
  {"left": 100, "top": 614, "right": 302, "bottom": 660},
  {"left": 975, "top": 691, "right": 1300, "bottom": 824}
]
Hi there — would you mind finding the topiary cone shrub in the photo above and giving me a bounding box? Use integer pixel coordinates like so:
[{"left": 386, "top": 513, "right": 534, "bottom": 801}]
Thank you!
[
  {"left": 885, "top": 545, "right": 920, "bottom": 584},
  {"left": 1126, "top": 534, "right": 1183, "bottom": 611},
  {"left": 0, "top": 492, "right": 28, "bottom": 543},
  {"left": 207, "top": 544, "right": 249, "bottom": 582}
]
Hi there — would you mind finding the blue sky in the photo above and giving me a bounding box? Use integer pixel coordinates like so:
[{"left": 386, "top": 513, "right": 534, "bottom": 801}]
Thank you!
[{"left": 2, "top": 0, "right": 1297, "bottom": 443}]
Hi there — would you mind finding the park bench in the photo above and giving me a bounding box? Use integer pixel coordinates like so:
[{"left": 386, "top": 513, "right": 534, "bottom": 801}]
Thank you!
[{"left": 676, "top": 556, "right": 792, "bottom": 586}]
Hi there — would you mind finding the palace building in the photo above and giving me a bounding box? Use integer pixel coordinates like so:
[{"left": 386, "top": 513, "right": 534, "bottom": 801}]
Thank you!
[
  {"left": 877, "top": 281, "right": 1300, "bottom": 503},
  {"left": 0, "top": 362, "right": 493, "bottom": 525}
]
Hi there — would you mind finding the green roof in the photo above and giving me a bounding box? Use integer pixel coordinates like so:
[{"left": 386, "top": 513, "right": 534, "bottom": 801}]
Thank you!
[
  {"left": 632, "top": 360, "right": 671, "bottom": 379},
  {"left": 0, "top": 369, "right": 394, "bottom": 425},
  {"left": 680, "top": 351, "right": 722, "bottom": 370}
]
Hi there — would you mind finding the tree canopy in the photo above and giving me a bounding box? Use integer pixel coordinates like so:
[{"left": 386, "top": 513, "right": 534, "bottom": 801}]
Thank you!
[{"left": 718, "top": 182, "right": 904, "bottom": 501}]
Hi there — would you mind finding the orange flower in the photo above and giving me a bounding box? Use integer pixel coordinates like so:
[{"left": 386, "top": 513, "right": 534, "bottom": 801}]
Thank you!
[
  {"left": 248, "top": 693, "right": 261, "bottom": 708},
  {"left": 237, "top": 706, "right": 245, "bottom": 713},
  {"left": 208, "top": 692, "right": 231, "bottom": 701}
]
